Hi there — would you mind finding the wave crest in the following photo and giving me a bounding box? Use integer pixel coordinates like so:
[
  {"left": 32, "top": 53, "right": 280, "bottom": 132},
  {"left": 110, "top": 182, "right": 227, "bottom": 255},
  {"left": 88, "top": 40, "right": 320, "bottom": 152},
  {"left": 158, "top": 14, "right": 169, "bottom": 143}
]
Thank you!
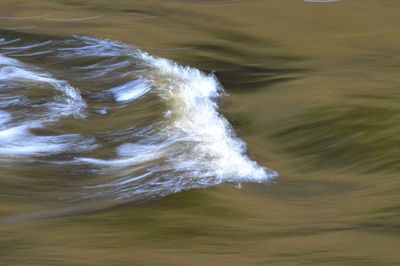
[{"left": 0, "top": 34, "right": 277, "bottom": 203}]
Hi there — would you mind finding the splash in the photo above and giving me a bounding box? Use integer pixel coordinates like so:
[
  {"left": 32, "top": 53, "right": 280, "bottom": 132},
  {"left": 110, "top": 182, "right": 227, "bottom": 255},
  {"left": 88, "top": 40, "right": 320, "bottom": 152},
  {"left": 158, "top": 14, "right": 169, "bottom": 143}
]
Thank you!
[{"left": 0, "top": 35, "right": 277, "bottom": 202}]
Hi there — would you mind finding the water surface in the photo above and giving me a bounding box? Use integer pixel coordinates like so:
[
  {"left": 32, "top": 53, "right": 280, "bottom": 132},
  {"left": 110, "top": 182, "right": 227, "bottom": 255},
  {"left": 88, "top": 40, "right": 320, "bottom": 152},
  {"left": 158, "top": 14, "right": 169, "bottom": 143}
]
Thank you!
[{"left": 0, "top": 0, "right": 399, "bottom": 265}]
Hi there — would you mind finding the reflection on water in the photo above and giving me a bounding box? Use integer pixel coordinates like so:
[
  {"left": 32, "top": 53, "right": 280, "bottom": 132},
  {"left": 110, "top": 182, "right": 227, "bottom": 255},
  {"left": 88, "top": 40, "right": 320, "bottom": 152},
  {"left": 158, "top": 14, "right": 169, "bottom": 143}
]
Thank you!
[{"left": 1, "top": 0, "right": 400, "bottom": 265}]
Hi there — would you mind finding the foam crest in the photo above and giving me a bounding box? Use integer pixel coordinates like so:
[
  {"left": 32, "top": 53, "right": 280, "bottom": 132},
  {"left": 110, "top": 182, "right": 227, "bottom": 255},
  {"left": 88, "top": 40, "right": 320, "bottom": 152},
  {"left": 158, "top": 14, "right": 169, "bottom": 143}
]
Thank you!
[
  {"left": 143, "top": 55, "right": 277, "bottom": 182},
  {"left": 75, "top": 37, "right": 277, "bottom": 184}
]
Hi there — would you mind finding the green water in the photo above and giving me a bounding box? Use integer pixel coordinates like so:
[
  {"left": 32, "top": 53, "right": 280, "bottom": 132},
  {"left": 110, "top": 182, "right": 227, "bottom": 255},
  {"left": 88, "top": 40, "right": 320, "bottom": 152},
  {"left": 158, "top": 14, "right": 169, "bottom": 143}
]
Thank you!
[{"left": 0, "top": 0, "right": 399, "bottom": 265}]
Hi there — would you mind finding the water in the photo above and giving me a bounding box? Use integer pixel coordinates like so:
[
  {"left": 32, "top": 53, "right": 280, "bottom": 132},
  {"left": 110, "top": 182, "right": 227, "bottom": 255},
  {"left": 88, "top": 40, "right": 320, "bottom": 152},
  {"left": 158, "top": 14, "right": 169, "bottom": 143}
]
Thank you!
[{"left": 0, "top": 0, "right": 399, "bottom": 265}]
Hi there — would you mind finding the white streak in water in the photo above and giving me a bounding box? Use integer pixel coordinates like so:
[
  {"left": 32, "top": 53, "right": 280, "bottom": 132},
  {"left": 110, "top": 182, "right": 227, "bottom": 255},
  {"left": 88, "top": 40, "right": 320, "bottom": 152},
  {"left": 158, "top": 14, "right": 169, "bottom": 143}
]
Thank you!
[
  {"left": 76, "top": 143, "right": 167, "bottom": 168},
  {"left": 45, "top": 15, "right": 103, "bottom": 22},
  {"left": 0, "top": 38, "right": 21, "bottom": 46},
  {"left": 0, "top": 54, "right": 86, "bottom": 119},
  {"left": 4, "top": 26, "right": 36, "bottom": 30},
  {"left": 0, "top": 54, "right": 94, "bottom": 158},
  {"left": 0, "top": 14, "right": 49, "bottom": 20},
  {"left": 12, "top": 50, "right": 52, "bottom": 57},
  {"left": 2, "top": 40, "right": 52, "bottom": 50},
  {"left": 109, "top": 78, "right": 152, "bottom": 102},
  {"left": 0, "top": 124, "right": 93, "bottom": 157}
]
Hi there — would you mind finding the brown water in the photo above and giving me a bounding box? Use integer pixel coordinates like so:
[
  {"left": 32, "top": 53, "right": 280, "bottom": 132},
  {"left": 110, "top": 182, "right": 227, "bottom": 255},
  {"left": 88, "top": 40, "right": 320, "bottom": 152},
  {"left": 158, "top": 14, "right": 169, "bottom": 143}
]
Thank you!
[{"left": 0, "top": 0, "right": 400, "bottom": 265}]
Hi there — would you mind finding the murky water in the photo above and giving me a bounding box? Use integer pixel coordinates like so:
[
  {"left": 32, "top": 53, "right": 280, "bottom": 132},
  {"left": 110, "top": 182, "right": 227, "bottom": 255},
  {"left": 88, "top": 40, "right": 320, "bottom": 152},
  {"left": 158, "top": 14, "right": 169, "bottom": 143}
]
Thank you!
[{"left": 0, "top": 0, "right": 399, "bottom": 265}]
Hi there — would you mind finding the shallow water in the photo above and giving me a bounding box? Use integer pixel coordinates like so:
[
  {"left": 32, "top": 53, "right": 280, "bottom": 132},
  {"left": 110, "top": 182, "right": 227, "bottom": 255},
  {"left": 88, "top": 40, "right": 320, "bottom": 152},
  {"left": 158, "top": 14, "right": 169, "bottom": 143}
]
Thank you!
[{"left": 0, "top": 0, "right": 399, "bottom": 265}]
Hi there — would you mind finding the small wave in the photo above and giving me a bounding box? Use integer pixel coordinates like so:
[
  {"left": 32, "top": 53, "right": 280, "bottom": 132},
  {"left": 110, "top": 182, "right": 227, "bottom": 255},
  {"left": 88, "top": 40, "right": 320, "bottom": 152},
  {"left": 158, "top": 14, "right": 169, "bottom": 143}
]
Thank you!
[{"left": 0, "top": 35, "right": 277, "bottom": 204}]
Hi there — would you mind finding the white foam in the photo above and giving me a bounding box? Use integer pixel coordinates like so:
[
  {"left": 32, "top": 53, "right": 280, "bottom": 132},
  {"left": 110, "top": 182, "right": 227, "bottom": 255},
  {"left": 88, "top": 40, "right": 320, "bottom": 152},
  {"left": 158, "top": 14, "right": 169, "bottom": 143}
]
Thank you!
[{"left": 141, "top": 55, "right": 277, "bottom": 182}]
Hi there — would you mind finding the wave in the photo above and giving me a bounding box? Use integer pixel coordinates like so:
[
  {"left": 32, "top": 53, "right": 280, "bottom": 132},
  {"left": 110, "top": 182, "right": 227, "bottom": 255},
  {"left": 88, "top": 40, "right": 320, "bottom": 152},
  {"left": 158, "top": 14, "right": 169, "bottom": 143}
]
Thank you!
[{"left": 0, "top": 34, "right": 277, "bottom": 203}]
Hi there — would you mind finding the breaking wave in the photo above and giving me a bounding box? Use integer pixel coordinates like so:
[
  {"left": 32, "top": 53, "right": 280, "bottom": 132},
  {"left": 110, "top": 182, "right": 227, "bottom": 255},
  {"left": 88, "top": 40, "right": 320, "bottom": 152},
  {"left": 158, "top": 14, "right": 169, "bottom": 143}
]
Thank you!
[{"left": 0, "top": 34, "right": 277, "bottom": 204}]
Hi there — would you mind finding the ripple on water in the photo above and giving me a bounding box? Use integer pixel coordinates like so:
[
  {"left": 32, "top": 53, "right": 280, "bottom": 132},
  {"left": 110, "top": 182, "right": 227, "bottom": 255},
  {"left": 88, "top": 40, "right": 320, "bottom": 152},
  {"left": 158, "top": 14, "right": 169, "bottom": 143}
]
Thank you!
[{"left": 271, "top": 91, "right": 400, "bottom": 175}]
